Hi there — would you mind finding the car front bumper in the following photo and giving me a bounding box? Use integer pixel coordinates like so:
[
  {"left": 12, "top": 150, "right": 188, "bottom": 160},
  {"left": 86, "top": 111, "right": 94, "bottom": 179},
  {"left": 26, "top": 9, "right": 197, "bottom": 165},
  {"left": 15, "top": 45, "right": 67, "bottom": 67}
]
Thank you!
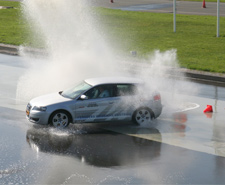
[{"left": 26, "top": 104, "right": 50, "bottom": 125}]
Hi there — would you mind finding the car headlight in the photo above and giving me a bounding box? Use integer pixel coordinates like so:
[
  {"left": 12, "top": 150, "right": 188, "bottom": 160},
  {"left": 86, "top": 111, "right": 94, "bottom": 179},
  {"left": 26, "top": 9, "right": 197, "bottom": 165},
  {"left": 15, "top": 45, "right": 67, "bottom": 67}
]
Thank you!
[{"left": 32, "top": 106, "right": 47, "bottom": 112}]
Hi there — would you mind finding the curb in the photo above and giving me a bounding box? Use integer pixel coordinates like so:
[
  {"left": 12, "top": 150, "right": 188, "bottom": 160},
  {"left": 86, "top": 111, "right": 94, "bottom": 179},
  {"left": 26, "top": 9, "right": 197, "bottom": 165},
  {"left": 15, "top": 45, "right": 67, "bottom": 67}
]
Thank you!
[
  {"left": 0, "top": 43, "right": 47, "bottom": 56},
  {"left": 0, "top": 43, "right": 19, "bottom": 55},
  {"left": 180, "top": 68, "right": 225, "bottom": 85},
  {"left": 1, "top": 43, "right": 225, "bottom": 86}
]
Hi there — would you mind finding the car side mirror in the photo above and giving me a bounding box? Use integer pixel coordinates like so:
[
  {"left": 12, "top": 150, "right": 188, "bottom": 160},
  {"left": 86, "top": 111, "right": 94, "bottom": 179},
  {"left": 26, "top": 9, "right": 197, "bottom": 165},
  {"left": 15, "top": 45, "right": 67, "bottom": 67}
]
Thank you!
[{"left": 80, "top": 94, "right": 88, "bottom": 100}]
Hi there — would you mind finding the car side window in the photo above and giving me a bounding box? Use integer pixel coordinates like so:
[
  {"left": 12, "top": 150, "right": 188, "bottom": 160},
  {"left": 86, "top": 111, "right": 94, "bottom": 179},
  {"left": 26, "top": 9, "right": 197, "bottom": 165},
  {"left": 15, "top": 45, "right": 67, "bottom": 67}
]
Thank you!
[
  {"left": 84, "top": 85, "right": 114, "bottom": 99},
  {"left": 84, "top": 87, "right": 99, "bottom": 99},
  {"left": 116, "top": 84, "right": 136, "bottom": 96}
]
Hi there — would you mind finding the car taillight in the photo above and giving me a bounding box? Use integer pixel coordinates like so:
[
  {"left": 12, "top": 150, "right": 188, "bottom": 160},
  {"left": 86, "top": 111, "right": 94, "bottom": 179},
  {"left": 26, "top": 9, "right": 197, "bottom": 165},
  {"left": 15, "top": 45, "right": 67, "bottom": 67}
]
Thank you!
[{"left": 154, "top": 94, "right": 161, "bottom": 101}]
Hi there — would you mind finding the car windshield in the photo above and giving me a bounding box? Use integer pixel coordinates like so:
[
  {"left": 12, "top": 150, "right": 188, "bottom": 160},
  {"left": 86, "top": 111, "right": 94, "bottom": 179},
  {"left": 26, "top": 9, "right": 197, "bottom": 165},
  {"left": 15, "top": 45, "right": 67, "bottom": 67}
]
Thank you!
[{"left": 61, "top": 81, "right": 92, "bottom": 99}]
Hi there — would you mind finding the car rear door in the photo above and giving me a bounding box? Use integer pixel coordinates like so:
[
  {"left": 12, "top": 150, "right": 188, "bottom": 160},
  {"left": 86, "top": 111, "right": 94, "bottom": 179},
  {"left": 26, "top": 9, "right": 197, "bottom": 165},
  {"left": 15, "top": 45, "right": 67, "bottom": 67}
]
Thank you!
[{"left": 110, "top": 84, "right": 137, "bottom": 121}]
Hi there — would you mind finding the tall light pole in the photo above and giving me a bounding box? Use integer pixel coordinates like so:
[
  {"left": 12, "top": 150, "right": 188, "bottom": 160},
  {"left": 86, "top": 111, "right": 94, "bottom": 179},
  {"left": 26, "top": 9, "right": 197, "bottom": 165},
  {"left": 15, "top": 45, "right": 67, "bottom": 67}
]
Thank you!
[
  {"left": 173, "top": 0, "right": 176, "bottom": 33},
  {"left": 217, "top": 0, "right": 220, "bottom": 37}
]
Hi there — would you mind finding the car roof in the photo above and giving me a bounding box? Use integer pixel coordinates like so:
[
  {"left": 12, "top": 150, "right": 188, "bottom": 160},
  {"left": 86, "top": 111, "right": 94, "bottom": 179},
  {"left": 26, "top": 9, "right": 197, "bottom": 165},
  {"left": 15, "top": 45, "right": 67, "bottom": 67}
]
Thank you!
[{"left": 84, "top": 77, "right": 143, "bottom": 86}]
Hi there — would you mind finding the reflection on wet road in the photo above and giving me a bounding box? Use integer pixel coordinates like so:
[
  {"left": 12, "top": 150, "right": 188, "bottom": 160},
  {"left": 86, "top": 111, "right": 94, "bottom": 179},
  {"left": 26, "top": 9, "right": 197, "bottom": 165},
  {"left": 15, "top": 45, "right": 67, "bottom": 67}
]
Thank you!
[
  {"left": 1, "top": 54, "right": 225, "bottom": 184},
  {"left": 26, "top": 126, "right": 162, "bottom": 167},
  {"left": 1, "top": 110, "right": 225, "bottom": 184},
  {"left": 106, "top": 95, "right": 225, "bottom": 158}
]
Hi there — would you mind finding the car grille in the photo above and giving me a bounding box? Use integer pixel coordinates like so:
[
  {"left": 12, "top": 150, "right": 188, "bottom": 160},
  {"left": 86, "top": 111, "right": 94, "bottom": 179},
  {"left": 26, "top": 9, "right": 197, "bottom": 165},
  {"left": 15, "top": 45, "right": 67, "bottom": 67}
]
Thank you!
[
  {"left": 26, "top": 103, "right": 32, "bottom": 117},
  {"left": 26, "top": 103, "right": 32, "bottom": 111}
]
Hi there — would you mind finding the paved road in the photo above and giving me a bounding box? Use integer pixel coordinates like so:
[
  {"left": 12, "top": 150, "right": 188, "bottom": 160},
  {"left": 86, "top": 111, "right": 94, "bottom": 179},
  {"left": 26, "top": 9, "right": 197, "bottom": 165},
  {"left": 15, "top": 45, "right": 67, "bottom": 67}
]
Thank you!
[
  {"left": 94, "top": 0, "right": 225, "bottom": 16},
  {"left": 1, "top": 54, "right": 225, "bottom": 184},
  {"left": 3, "top": 0, "right": 225, "bottom": 16}
]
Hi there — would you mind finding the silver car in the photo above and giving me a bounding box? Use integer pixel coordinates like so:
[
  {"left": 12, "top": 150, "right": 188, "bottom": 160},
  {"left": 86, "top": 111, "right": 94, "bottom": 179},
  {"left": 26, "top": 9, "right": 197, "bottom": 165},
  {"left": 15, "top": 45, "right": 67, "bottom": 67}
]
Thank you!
[{"left": 26, "top": 77, "right": 162, "bottom": 128}]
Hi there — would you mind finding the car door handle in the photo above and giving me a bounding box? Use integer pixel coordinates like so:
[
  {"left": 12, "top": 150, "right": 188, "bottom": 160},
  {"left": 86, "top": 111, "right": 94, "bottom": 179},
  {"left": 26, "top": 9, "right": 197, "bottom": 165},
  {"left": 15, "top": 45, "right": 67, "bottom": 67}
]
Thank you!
[{"left": 87, "top": 103, "right": 98, "bottom": 107}]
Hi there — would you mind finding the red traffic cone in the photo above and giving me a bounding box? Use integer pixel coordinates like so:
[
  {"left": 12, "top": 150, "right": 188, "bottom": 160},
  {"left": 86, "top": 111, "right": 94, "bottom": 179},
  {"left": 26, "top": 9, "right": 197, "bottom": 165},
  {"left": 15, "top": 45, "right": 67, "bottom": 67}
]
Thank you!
[
  {"left": 203, "top": 105, "right": 213, "bottom": 113},
  {"left": 202, "top": 0, "right": 206, "bottom": 8}
]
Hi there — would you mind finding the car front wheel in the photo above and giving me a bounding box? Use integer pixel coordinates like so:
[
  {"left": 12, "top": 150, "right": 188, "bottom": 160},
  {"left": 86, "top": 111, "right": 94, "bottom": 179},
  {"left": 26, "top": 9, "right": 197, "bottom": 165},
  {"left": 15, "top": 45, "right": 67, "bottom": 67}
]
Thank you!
[
  {"left": 133, "top": 108, "right": 153, "bottom": 125},
  {"left": 49, "top": 111, "right": 71, "bottom": 128}
]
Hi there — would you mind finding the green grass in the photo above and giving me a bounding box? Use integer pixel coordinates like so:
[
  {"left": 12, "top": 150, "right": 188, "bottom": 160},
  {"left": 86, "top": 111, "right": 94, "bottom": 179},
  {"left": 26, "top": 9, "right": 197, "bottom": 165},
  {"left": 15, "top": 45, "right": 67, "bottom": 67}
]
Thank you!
[
  {"left": 0, "top": 0, "right": 225, "bottom": 73},
  {"left": 0, "top": 1, "right": 30, "bottom": 45},
  {"left": 97, "top": 9, "right": 225, "bottom": 73},
  {"left": 0, "top": 0, "right": 45, "bottom": 47}
]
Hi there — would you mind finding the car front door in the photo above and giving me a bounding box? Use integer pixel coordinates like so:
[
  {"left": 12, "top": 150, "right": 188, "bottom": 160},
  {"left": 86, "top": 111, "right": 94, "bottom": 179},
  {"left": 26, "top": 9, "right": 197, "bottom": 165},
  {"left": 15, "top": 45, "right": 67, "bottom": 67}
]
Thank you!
[{"left": 74, "top": 85, "right": 117, "bottom": 123}]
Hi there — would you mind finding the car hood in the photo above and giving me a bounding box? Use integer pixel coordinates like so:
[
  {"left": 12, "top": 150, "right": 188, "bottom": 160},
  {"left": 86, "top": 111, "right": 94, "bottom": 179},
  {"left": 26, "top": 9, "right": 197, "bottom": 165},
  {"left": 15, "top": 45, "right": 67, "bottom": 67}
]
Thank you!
[{"left": 30, "top": 92, "right": 72, "bottom": 107}]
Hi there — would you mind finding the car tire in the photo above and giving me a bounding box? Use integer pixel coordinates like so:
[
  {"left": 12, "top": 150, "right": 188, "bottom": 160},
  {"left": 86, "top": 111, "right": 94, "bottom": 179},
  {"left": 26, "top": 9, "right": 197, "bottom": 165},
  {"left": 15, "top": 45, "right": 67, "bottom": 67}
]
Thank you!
[
  {"left": 49, "top": 110, "right": 71, "bottom": 128},
  {"left": 132, "top": 107, "right": 154, "bottom": 125}
]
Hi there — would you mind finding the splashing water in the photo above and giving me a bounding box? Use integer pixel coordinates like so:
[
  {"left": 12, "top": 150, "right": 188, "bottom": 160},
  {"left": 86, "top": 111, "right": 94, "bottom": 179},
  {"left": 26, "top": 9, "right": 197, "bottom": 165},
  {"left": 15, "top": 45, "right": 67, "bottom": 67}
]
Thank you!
[
  {"left": 133, "top": 49, "right": 199, "bottom": 114},
  {"left": 16, "top": 0, "right": 199, "bottom": 116},
  {"left": 17, "top": 0, "right": 119, "bottom": 101}
]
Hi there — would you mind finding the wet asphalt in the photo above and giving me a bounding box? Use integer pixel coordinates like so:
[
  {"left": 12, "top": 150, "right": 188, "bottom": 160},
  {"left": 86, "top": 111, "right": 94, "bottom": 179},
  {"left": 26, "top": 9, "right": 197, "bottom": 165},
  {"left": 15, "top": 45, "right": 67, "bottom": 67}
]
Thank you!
[{"left": 0, "top": 54, "right": 225, "bottom": 184}]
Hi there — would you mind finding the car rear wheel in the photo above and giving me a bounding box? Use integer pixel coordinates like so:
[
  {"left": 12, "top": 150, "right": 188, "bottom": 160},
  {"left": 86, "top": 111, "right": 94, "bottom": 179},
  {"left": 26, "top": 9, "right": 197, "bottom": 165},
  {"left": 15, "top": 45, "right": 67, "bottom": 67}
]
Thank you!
[
  {"left": 133, "top": 108, "right": 153, "bottom": 125},
  {"left": 49, "top": 111, "right": 71, "bottom": 128}
]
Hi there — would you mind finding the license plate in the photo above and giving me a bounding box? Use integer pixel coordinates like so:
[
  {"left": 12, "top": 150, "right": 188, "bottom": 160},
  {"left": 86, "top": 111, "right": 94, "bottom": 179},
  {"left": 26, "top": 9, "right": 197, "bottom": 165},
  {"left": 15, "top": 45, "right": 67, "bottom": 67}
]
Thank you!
[{"left": 26, "top": 110, "right": 30, "bottom": 116}]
